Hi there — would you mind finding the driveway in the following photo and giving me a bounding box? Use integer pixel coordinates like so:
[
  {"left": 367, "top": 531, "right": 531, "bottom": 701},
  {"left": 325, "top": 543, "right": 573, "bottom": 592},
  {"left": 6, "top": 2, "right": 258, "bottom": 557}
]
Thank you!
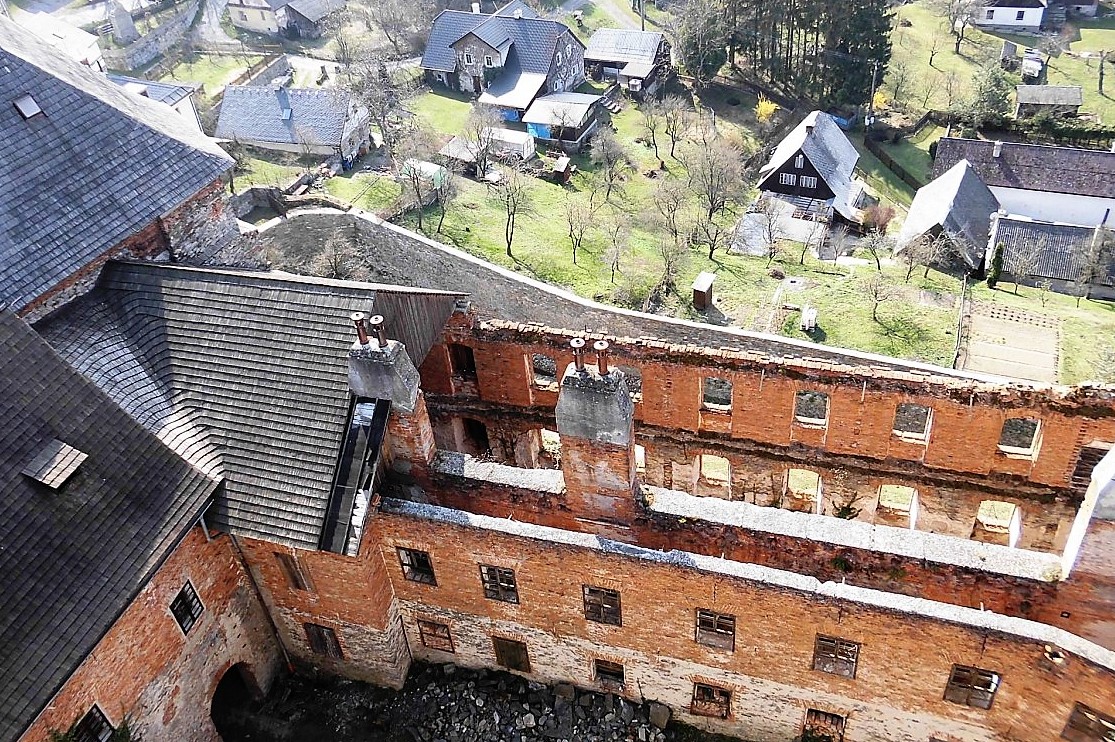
[{"left": 197, "top": 0, "right": 237, "bottom": 44}]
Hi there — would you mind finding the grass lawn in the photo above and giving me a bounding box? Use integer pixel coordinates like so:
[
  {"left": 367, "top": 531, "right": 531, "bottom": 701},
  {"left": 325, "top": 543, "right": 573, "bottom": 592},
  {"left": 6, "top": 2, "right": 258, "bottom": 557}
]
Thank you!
[
  {"left": 411, "top": 89, "right": 475, "bottom": 136},
  {"left": 565, "top": 2, "right": 614, "bottom": 44},
  {"left": 872, "top": 123, "right": 946, "bottom": 185},
  {"left": 233, "top": 151, "right": 316, "bottom": 190},
  {"left": 850, "top": 138, "right": 916, "bottom": 209},
  {"left": 159, "top": 53, "right": 262, "bottom": 100},
  {"left": 324, "top": 172, "right": 403, "bottom": 215}
]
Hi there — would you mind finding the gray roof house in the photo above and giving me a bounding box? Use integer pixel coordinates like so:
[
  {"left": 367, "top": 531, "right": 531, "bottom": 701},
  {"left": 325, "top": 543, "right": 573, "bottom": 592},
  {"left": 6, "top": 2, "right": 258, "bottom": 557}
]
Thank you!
[
  {"left": 897, "top": 159, "right": 1001, "bottom": 269},
  {"left": 1016, "top": 85, "right": 1084, "bottom": 118},
  {"left": 421, "top": 0, "right": 586, "bottom": 114},
  {"left": 0, "top": 16, "right": 234, "bottom": 318},
  {"left": 108, "top": 73, "right": 203, "bottom": 131},
  {"left": 215, "top": 85, "right": 371, "bottom": 160},
  {"left": 991, "top": 216, "right": 1113, "bottom": 296},
  {"left": 277, "top": 0, "right": 345, "bottom": 39},
  {"left": 583, "top": 28, "right": 670, "bottom": 94}
]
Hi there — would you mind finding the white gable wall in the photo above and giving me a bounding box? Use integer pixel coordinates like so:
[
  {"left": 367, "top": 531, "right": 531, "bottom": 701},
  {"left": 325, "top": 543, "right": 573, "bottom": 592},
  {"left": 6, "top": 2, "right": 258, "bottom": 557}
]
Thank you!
[
  {"left": 973, "top": 5, "right": 1044, "bottom": 29},
  {"left": 990, "top": 187, "right": 1115, "bottom": 227}
]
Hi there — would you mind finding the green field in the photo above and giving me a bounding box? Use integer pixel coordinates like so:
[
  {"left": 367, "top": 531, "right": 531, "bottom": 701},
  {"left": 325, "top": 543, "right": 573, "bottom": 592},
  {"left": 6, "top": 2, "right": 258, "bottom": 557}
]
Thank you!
[{"left": 159, "top": 53, "right": 262, "bottom": 100}]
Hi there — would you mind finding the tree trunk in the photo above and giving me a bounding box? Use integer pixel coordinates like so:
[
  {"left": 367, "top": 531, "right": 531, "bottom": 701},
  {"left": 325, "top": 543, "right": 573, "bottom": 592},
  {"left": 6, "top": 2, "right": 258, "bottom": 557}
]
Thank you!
[
  {"left": 872, "top": 301, "right": 879, "bottom": 322},
  {"left": 506, "top": 213, "right": 515, "bottom": 257},
  {"left": 436, "top": 202, "right": 447, "bottom": 233},
  {"left": 905, "top": 263, "right": 915, "bottom": 282},
  {"left": 923, "top": 264, "right": 931, "bottom": 279}
]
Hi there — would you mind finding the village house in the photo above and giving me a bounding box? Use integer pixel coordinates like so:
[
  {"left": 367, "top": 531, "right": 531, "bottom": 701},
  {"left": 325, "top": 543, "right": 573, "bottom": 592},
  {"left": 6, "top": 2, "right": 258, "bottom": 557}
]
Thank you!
[
  {"left": 8, "top": 13, "right": 1115, "bottom": 742},
  {"left": 1015, "top": 84, "right": 1084, "bottom": 118},
  {"left": 276, "top": 0, "right": 344, "bottom": 39},
  {"left": 108, "top": 74, "right": 204, "bottom": 131},
  {"left": 991, "top": 214, "right": 1114, "bottom": 298},
  {"left": 973, "top": 0, "right": 1047, "bottom": 32},
  {"left": 522, "top": 91, "right": 603, "bottom": 145},
  {"left": 583, "top": 28, "right": 671, "bottom": 96},
  {"left": 421, "top": 0, "right": 585, "bottom": 118},
  {"left": 16, "top": 12, "right": 104, "bottom": 71},
  {"left": 215, "top": 84, "right": 371, "bottom": 161},
  {"left": 227, "top": 0, "right": 286, "bottom": 35}
]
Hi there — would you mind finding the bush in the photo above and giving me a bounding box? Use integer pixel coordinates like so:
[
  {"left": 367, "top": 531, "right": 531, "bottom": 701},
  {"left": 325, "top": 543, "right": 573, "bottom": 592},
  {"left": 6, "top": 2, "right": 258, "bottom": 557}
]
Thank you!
[{"left": 987, "top": 243, "right": 1003, "bottom": 288}]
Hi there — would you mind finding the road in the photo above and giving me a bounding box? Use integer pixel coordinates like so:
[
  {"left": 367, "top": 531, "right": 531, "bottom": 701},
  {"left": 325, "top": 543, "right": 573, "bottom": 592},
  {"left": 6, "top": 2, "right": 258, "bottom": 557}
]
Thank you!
[
  {"left": 197, "top": 0, "right": 237, "bottom": 44},
  {"left": 552, "top": 0, "right": 641, "bottom": 31}
]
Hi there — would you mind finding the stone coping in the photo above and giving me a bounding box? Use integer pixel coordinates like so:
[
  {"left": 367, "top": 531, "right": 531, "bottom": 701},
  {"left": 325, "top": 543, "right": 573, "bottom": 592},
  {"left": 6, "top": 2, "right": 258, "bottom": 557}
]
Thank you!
[{"left": 433, "top": 451, "right": 566, "bottom": 494}]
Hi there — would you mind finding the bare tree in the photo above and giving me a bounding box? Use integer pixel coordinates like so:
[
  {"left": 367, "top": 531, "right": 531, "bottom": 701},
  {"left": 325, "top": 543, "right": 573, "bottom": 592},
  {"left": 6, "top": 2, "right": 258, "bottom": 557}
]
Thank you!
[
  {"left": 491, "top": 168, "right": 535, "bottom": 258},
  {"left": 932, "top": 0, "right": 989, "bottom": 54},
  {"left": 1100, "top": 50, "right": 1109, "bottom": 95},
  {"left": 397, "top": 127, "right": 440, "bottom": 232},
  {"left": 590, "top": 128, "right": 633, "bottom": 202},
  {"left": 694, "top": 213, "right": 731, "bottom": 260},
  {"left": 656, "top": 233, "right": 689, "bottom": 288},
  {"left": 659, "top": 94, "right": 689, "bottom": 158},
  {"left": 651, "top": 176, "right": 690, "bottom": 243},
  {"left": 307, "top": 230, "right": 369, "bottom": 281},
  {"left": 601, "top": 211, "right": 630, "bottom": 284},
  {"left": 322, "top": 8, "right": 358, "bottom": 66},
  {"left": 564, "top": 200, "right": 592, "bottom": 264},
  {"left": 463, "top": 104, "right": 502, "bottom": 178},
  {"left": 433, "top": 165, "right": 458, "bottom": 234},
  {"left": 1004, "top": 238, "right": 1046, "bottom": 294},
  {"left": 885, "top": 62, "right": 914, "bottom": 111},
  {"left": 928, "top": 31, "right": 944, "bottom": 68},
  {"left": 681, "top": 130, "right": 746, "bottom": 220},
  {"left": 1072, "top": 227, "right": 1113, "bottom": 306},
  {"left": 341, "top": 52, "right": 419, "bottom": 162},
  {"left": 859, "top": 230, "right": 893, "bottom": 271},
  {"left": 862, "top": 272, "right": 898, "bottom": 322},
  {"left": 754, "top": 196, "right": 785, "bottom": 266},
  {"left": 367, "top": 0, "right": 432, "bottom": 56},
  {"left": 639, "top": 100, "right": 663, "bottom": 161}
]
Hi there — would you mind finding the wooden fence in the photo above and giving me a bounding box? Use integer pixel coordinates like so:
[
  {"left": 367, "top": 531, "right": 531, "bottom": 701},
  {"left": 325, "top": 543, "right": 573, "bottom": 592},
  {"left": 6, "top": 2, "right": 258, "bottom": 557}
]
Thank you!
[{"left": 863, "top": 136, "right": 926, "bottom": 190}]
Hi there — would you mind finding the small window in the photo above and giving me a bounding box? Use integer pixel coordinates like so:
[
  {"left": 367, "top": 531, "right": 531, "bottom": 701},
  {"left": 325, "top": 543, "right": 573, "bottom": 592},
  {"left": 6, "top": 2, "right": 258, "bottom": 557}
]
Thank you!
[
  {"left": 800, "top": 176, "right": 818, "bottom": 189},
  {"left": 943, "top": 664, "right": 1000, "bottom": 709},
  {"left": 531, "top": 353, "right": 558, "bottom": 387},
  {"left": 465, "top": 52, "right": 474, "bottom": 65},
  {"left": 813, "top": 635, "right": 860, "bottom": 678},
  {"left": 1016, "top": 9, "right": 1025, "bottom": 19},
  {"left": 877, "top": 484, "right": 918, "bottom": 528},
  {"left": 480, "top": 564, "right": 519, "bottom": 603},
  {"left": 985, "top": 8, "right": 994, "bottom": 18},
  {"left": 779, "top": 172, "right": 797, "bottom": 186},
  {"left": 697, "top": 454, "right": 731, "bottom": 497},
  {"left": 493, "top": 636, "right": 531, "bottom": 672},
  {"left": 1063, "top": 702, "right": 1115, "bottom": 741},
  {"left": 484, "top": 55, "right": 495, "bottom": 67},
  {"left": 695, "top": 609, "right": 735, "bottom": 651},
  {"left": 418, "top": 619, "right": 455, "bottom": 652},
  {"left": 691, "top": 683, "right": 731, "bottom": 718},
  {"left": 803, "top": 709, "right": 846, "bottom": 742},
  {"left": 274, "top": 552, "right": 313, "bottom": 591},
  {"left": 398, "top": 547, "right": 437, "bottom": 585},
  {"left": 617, "top": 365, "right": 642, "bottom": 402},
  {"left": 973, "top": 500, "right": 1021, "bottom": 547},
  {"left": 784, "top": 468, "right": 822, "bottom": 512},
  {"left": 72, "top": 705, "right": 113, "bottom": 742},
  {"left": 595, "top": 658, "right": 625, "bottom": 689},
  {"left": 304, "top": 622, "right": 344, "bottom": 658},
  {"left": 794, "top": 153, "right": 804, "bottom": 169},
  {"left": 583, "top": 585, "right": 621, "bottom": 626},
  {"left": 260, "top": 9, "right": 266, "bottom": 18},
  {"left": 702, "top": 376, "right": 732, "bottom": 411},
  {"left": 893, "top": 403, "right": 932, "bottom": 441},
  {"left": 238, "top": 10, "right": 247, "bottom": 19},
  {"left": 999, "top": 417, "right": 1040, "bottom": 454},
  {"left": 170, "top": 581, "right": 204, "bottom": 635},
  {"left": 448, "top": 343, "right": 477, "bottom": 378},
  {"left": 794, "top": 390, "right": 829, "bottom": 426}
]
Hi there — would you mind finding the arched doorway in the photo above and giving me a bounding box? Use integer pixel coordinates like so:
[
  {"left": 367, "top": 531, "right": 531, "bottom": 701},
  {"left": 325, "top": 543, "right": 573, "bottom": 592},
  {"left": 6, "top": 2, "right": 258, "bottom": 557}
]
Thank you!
[{"left": 210, "top": 663, "right": 260, "bottom": 741}]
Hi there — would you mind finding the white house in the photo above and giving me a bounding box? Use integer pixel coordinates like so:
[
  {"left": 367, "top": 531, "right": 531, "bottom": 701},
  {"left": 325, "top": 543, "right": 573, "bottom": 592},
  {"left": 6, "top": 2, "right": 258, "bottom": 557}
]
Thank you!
[
  {"left": 17, "top": 13, "right": 104, "bottom": 71},
  {"left": 973, "top": 0, "right": 1047, "bottom": 32}
]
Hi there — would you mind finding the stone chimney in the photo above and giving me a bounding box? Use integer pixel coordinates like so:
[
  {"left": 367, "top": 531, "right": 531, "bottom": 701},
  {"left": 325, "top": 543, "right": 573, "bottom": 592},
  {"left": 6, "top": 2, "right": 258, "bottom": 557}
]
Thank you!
[
  {"left": 555, "top": 339, "right": 639, "bottom": 532},
  {"left": 348, "top": 313, "right": 435, "bottom": 476}
]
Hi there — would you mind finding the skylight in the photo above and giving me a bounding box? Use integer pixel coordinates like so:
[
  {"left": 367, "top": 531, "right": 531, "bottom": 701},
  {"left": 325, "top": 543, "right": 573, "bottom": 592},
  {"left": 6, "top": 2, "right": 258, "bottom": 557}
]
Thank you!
[
  {"left": 22, "top": 439, "right": 88, "bottom": 488},
  {"left": 14, "top": 93, "right": 43, "bottom": 119}
]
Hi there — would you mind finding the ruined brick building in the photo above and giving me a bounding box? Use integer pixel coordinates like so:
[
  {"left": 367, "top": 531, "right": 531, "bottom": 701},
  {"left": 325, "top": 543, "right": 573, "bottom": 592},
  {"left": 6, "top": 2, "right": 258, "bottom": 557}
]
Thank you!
[{"left": 3, "top": 15, "right": 1115, "bottom": 742}]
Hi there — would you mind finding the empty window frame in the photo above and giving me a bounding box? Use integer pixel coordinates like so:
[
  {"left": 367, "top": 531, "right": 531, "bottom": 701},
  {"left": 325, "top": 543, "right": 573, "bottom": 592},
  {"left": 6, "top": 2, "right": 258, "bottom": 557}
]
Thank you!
[
  {"left": 999, "top": 417, "right": 1040, "bottom": 455},
  {"left": 492, "top": 636, "right": 531, "bottom": 672},
  {"left": 583, "top": 585, "right": 622, "bottom": 626},
  {"left": 635, "top": 444, "right": 647, "bottom": 475},
  {"left": 398, "top": 547, "right": 437, "bottom": 585},
  {"left": 695, "top": 609, "right": 736, "bottom": 651},
  {"left": 803, "top": 709, "right": 846, "bottom": 742},
  {"left": 170, "top": 581, "right": 204, "bottom": 635},
  {"left": 800, "top": 175, "right": 818, "bottom": 189},
  {"left": 974, "top": 500, "right": 1022, "bottom": 547},
  {"left": 595, "top": 658, "right": 625, "bottom": 689},
  {"left": 1062, "top": 702, "right": 1115, "bottom": 742},
  {"left": 698, "top": 454, "right": 731, "bottom": 494},
  {"left": 779, "top": 172, "right": 797, "bottom": 186},
  {"left": 418, "top": 619, "right": 455, "bottom": 652},
  {"left": 691, "top": 683, "right": 732, "bottom": 719},
  {"left": 877, "top": 484, "right": 918, "bottom": 528},
  {"left": 794, "top": 390, "right": 829, "bottom": 426},
  {"left": 893, "top": 403, "right": 932, "bottom": 441},
  {"left": 448, "top": 343, "right": 477, "bottom": 378},
  {"left": 784, "top": 468, "right": 822, "bottom": 512},
  {"left": 701, "top": 376, "right": 732, "bottom": 411},
  {"left": 794, "top": 153, "right": 805, "bottom": 169},
  {"left": 812, "top": 635, "right": 860, "bottom": 678},
  {"left": 274, "top": 552, "right": 313, "bottom": 591},
  {"left": 480, "top": 564, "right": 519, "bottom": 603},
  {"left": 616, "top": 365, "right": 643, "bottom": 402},
  {"left": 531, "top": 353, "right": 558, "bottom": 387},
  {"left": 72, "top": 705, "right": 113, "bottom": 742},
  {"left": 304, "top": 622, "right": 344, "bottom": 659},
  {"left": 943, "top": 664, "right": 1000, "bottom": 709}
]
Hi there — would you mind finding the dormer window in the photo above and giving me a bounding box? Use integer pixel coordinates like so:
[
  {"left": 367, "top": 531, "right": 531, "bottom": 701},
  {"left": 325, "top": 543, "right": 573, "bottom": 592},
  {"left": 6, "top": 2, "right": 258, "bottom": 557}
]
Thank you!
[
  {"left": 14, "top": 93, "right": 43, "bottom": 120},
  {"left": 465, "top": 52, "right": 474, "bottom": 65},
  {"left": 484, "top": 55, "right": 495, "bottom": 67},
  {"left": 794, "top": 153, "right": 804, "bottom": 169}
]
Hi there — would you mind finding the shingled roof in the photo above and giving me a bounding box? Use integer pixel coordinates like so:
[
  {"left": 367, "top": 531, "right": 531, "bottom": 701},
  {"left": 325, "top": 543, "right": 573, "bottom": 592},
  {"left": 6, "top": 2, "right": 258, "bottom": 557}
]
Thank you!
[
  {"left": 38, "top": 262, "right": 462, "bottom": 549},
  {"left": 758, "top": 111, "right": 861, "bottom": 221},
  {"left": 584, "top": 28, "right": 664, "bottom": 65},
  {"left": 932, "top": 137, "right": 1115, "bottom": 199},
  {"left": 897, "top": 159, "right": 1001, "bottom": 269},
  {"left": 0, "top": 17, "right": 233, "bottom": 314},
  {"left": 993, "top": 217, "right": 1108, "bottom": 283},
  {"left": 0, "top": 311, "right": 218, "bottom": 742},
  {"left": 215, "top": 85, "right": 357, "bottom": 148},
  {"left": 1016, "top": 84, "right": 1083, "bottom": 106}
]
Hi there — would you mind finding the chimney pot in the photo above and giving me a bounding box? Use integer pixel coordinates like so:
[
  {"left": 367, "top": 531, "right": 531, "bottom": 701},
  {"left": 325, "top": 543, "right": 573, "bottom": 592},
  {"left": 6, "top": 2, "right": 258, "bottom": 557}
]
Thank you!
[
  {"left": 570, "top": 337, "right": 586, "bottom": 371},
  {"left": 593, "top": 339, "right": 610, "bottom": 375},
  {"left": 369, "top": 314, "right": 388, "bottom": 346},
  {"left": 351, "top": 312, "right": 369, "bottom": 345}
]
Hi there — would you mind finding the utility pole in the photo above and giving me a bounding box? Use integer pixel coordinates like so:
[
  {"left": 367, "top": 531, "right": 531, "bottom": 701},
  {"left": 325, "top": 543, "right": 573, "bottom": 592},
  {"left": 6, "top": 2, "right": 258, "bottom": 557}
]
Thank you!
[
  {"left": 1100, "top": 50, "right": 1107, "bottom": 96},
  {"left": 641, "top": 0, "right": 646, "bottom": 31},
  {"left": 866, "top": 59, "right": 880, "bottom": 133}
]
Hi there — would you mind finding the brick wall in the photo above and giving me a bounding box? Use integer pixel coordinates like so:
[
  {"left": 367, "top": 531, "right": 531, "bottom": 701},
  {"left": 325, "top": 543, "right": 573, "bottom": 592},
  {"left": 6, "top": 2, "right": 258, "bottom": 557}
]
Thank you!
[
  {"left": 19, "top": 527, "right": 281, "bottom": 742},
  {"left": 370, "top": 506, "right": 1115, "bottom": 742}
]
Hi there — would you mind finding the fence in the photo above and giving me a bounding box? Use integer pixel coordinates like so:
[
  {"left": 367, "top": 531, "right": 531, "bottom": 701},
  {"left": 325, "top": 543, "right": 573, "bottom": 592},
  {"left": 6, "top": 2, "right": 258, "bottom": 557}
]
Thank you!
[{"left": 863, "top": 136, "right": 926, "bottom": 190}]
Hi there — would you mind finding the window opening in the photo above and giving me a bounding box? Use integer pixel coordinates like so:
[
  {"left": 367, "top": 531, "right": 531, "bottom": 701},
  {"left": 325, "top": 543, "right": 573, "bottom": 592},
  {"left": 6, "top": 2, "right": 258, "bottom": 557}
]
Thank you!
[
  {"left": 695, "top": 609, "right": 735, "bottom": 650},
  {"left": 462, "top": 418, "right": 490, "bottom": 457},
  {"left": 480, "top": 564, "right": 519, "bottom": 603},
  {"left": 1062, "top": 702, "right": 1115, "bottom": 742},
  {"left": 697, "top": 454, "right": 731, "bottom": 497},
  {"left": 784, "top": 468, "right": 822, "bottom": 513},
  {"left": 418, "top": 619, "right": 455, "bottom": 652},
  {"left": 701, "top": 377, "right": 732, "bottom": 411},
  {"left": 595, "top": 659, "right": 625, "bottom": 689},
  {"left": 877, "top": 484, "right": 918, "bottom": 528},
  {"left": 1016, "top": 10, "right": 1025, "bottom": 19},
  {"left": 691, "top": 683, "right": 731, "bottom": 718},
  {"left": 448, "top": 343, "right": 477, "bottom": 378},
  {"left": 398, "top": 547, "right": 437, "bottom": 585},
  {"left": 492, "top": 636, "right": 531, "bottom": 671},
  {"left": 464, "top": 52, "right": 474, "bottom": 65},
  {"left": 794, "top": 390, "right": 829, "bottom": 426},
  {"left": 943, "top": 664, "right": 1000, "bottom": 709},
  {"left": 274, "top": 552, "right": 313, "bottom": 591},
  {"left": 803, "top": 709, "right": 846, "bottom": 742},
  {"left": 635, "top": 444, "right": 646, "bottom": 475},
  {"left": 170, "top": 581, "right": 204, "bottom": 635},
  {"left": 812, "top": 635, "right": 860, "bottom": 678},
  {"left": 583, "top": 585, "right": 621, "bottom": 625},
  {"left": 14, "top": 93, "right": 43, "bottom": 119},
  {"left": 999, "top": 417, "right": 1040, "bottom": 455},
  {"left": 973, "top": 500, "right": 1021, "bottom": 547},
  {"left": 72, "top": 705, "right": 113, "bottom": 742},
  {"left": 779, "top": 172, "right": 797, "bottom": 186},
  {"left": 794, "top": 153, "right": 804, "bottom": 169},
  {"left": 893, "top": 403, "right": 931, "bottom": 440},
  {"left": 531, "top": 353, "right": 558, "bottom": 387},
  {"left": 800, "top": 175, "right": 818, "bottom": 189},
  {"left": 304, "top": 623, "right": 344, "bottom": 659}
]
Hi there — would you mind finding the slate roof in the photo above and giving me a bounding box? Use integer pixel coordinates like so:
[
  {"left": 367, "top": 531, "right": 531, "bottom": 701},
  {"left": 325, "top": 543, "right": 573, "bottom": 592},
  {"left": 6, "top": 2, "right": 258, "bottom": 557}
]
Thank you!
[
  {"left": 422, "top": 11, "right": 486, "bottom": 72},
  {"left": 0, "top": 311, "right": 218, "bottom": 742},
  {"left": 584, "top": 28, "right": 664, "bottom": 65},
  {"left": 897, "top": 159, "right": 1001, "bottom": 269},
  {"left": 422, "top": 3, "right": 576, "bottom": 75},
  {"left": 215, "top": 85, "right": 357, "bottom": 147},
  {"left": 522, "top": 92, "right": 601, "bottom": 126},
  {"left": 1016, "top": 84, "right": 1083, "bottom": 106},
  {"left": 758, "top": 111, "right": 861, "bottom": 220},
  {"left": 993, "top": 217, "right": 1108, "bottom": 282},
  {"left": 0, "top": 17, "right": 233, "bottom": 315},
  {"left": 932, "top": 137, "right": 1115, "bottom": 199},
  {"left": 284, "top": 0, "right": 344, "bottom": 24},
  {"left": 107, "top": 73, "right": 197, "bottom": 107},
  {"left": 37, "top": 262, "right": 462, "bottom": 549},
  {"left": 988, "top": 0, "right": 1045, "bottom": 7}
]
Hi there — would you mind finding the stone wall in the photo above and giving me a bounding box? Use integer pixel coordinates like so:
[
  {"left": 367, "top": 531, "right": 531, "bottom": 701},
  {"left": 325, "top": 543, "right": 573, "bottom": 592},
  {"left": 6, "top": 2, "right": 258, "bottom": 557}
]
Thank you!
[
  {"left": 102, "top": 0, "right": 203, "bottom": 71},
  {"left": 19, "top": 527, "right": 281, "bottom": 742}
]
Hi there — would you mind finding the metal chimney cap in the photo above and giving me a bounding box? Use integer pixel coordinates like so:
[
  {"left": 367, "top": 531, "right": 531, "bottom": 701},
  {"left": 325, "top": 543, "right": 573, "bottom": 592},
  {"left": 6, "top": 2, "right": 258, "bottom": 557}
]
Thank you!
[
  {"left": 570, "top": 338, "right": 586, "bottom": 349},
  {"left": 593, "top": 340, "right": 609, "bottom": 351}
]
